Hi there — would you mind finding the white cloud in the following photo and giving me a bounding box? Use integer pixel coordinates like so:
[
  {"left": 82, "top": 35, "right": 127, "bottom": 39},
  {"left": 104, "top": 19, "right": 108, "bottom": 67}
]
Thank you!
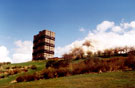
[
  {"left": 130, "top": 21, "right": 135, "bottom": 28},
  {"left": 79, "top": 27, "right": 85, "bottom": 32},
  {"left": 12, "top": 40, "right": 33, "bottom": 63},
  {"left": 121, "top": 21, "right": 135, "bottom": 29},
  {"left": 0, "top": 46, "right": 12, "bottom": 62},
  {"left": 55, "top": 40, "right": 84, "bottom": 56},
  {"left": 96, "top": 21, "right": 114, "bottom": 32},
  {"left": 112, "top": 26, "right": 122, "bottom": 32},
  {"left": 55, "top": 20, "right": 135, "bottom": 57}
]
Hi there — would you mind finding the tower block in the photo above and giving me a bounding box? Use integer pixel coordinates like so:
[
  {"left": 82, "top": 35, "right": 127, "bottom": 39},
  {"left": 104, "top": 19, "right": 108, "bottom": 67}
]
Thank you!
[{"left": 32, "top": 30, "right": 55, "bottom": 60}]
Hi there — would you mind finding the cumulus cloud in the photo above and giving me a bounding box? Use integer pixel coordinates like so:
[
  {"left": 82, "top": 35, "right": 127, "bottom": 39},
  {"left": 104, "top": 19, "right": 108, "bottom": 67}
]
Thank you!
[
  {"left": 112, "top": 26, "right": 122, "bottom": 32},
  {"left": 55, "top": 40, "right": 84, "bottom": 56},
  {"left": 120, "top": 21, "right": 135, "bottom": 29},
  {"left": 0, "top": 46, "right": 12, "bottom": 62},
  {"left": 12, "top": 40, "right": 33, "bottom": 63},
  {"left": 97, "top": 21, "right": 114, "bottom": 32},
  {"left": 55, "top": 20, "right": 135, "bottom": 57}
]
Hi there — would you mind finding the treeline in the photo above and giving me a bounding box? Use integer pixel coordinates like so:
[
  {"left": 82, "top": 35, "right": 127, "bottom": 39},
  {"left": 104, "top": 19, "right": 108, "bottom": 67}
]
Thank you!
[{"left": 62, "top": 46, "right": 135, "bottom": 60}]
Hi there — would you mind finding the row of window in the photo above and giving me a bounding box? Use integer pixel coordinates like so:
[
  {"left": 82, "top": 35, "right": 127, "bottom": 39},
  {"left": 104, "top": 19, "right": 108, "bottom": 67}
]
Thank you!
[
  {"left": 33, "top": 42, "right": 55, "bottom": 49},
  {"left": 32, "top": 49, "right": 54, "bottom": 55},
  {"left": 34, "top": 35, "right": 55, "bottom": 43}
]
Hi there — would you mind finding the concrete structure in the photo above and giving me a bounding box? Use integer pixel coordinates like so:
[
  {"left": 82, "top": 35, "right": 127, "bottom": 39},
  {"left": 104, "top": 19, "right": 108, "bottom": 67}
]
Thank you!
[{"left": 32, "top": 30, "right": 55, "bottom": 60}]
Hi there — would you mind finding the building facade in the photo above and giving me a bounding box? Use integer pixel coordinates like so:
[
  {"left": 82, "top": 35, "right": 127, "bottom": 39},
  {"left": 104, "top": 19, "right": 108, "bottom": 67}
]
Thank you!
[{"left": 32, "top": 30, "right": 55, "bottom": 60}]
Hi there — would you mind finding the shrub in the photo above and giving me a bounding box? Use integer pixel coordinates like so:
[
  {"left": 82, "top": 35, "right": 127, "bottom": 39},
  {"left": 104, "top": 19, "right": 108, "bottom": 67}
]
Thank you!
[
  {"left": 102, "top": 58, "right": 123, "bottom": 72},
  {"left": 16, "top": 76, "right": 25, "bottom": 82},
  {"left": 0, "top": 75, "right": 5, "bottom": 79},
  {"left": 46, "top": 60, "right": 70, "bottom": 69},
  {"left": 72, "top": 62, "right": 88, "bottom": 75},
  {"left": 100, "top": 62, "right": 111, "bottom": 72},
  {"left": 46, "top": 60, "right": 58, "bottom": 68},
  {"left": 13, "top": 70, "right": 18, "bottom": 74},
  {"left": 8, "top": 69, "right": 21, "bottom": 75},
  {"left": 16, "top": 74, "right": 38, "bottom": 82},
  {"left": 16, "top": 55, "right": 135, "bottom": 83},
  {"left": 34, "top": 72, "right": 44, "bottom": 79},
  {"left": 40, "top": 68, "right": 57, "bottom": 79},
  {"left": 56, "top": 60, "right": 70, "bottom": 68},
  {"left": 24, "top": 74, "right": 37, "bottom": 81},
  {"left": 84, "top": 58, "right": 102, "bottom": 72},
  {"left": 72, "top": 58, "right": 101, "bottom": 74},
  {"left": 23, "top": 68, "right": 28, "bottom": 72},
  {"left": 125, "top": 55, "right": 135, "bottom": 70},
  {"left": 30, "top": 65, "right": 37, "bottom": 70},
  {"left": 71, "top": 57, "right": 126, "bottom": 74},
  {"left": 56, "top": 67, "right": 71, "bottom": 77},
  {"left": 6, "top": 67, "right": 10, "bottom": 69},
  {"left": 12, "top": 66, "right": 17, "bottom": 69},
  {"left": 40, "top": 67, "right": 72, "bottom": 79}
]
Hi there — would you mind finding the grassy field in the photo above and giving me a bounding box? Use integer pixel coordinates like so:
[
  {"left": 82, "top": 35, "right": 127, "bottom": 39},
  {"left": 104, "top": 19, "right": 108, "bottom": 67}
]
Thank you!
[
  {"left": 0, "top": 60, "right": 46, "bottom": 87},
  {"left": 0, "top": 60, "right": 135, "bottom": 88}
]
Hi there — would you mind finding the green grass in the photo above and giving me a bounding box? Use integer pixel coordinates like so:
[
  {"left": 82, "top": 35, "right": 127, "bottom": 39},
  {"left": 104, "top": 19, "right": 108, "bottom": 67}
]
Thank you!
[
  {"left": 1, "top": 71, "right": 135, "bottom": 88},
  {"left": 3, "top": 60, "right": 46, "bottom": 71},
  {"left": 0, "top": 60, "right": 135, "bottom": 88},
  {"left": 0, "top": 60, "right": 46, "bottom": 87}
]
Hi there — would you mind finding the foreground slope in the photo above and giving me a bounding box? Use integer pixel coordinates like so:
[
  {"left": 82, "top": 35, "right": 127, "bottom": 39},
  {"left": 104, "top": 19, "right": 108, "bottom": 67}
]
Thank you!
[
  {"left": 0, "top": 60, "right": 135, "bottom": 88},
  {"left": 1, "top": 71, "right": 135, "bottom": 88}
]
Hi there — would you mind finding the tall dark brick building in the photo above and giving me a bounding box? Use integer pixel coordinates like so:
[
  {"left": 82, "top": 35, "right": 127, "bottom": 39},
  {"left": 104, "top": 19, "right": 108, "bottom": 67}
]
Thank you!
[{"left": 32, "top": 30, "right": 55, "bottom": 60}]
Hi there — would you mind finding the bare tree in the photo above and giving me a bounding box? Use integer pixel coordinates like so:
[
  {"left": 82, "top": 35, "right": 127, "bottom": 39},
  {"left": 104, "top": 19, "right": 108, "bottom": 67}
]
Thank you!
[{"left": 83, "top": 40, "right": 92, "bottom": 47}]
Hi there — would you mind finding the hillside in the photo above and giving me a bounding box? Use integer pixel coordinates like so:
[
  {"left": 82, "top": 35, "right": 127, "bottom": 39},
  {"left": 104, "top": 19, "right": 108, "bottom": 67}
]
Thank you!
[
  {"left": 0, "top": 60, "right": 46, "bottom": 87},
  {"left": 0, "top": 60, "right": 135, "bottom": 88}
]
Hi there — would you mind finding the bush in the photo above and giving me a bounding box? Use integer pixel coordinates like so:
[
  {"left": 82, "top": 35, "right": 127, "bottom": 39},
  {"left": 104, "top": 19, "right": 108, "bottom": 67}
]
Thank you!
[
  {"left": 40, "top": 68, "right": 57, "bottom": 79},
  {"left": 56, "top": 67, "right": 71, "bottom": 77},
  {"left": 72, "top": 62, "right": 88, "bottom": 75},
  {"left": 0, "top": 75, "right": 5, "bottom": 79},
  {"left": 46, "top": 60, "right": 57, "bottom": 68},
  {"left": 56, "top": 60, "right": 70, "bottom": 68},
  {"left": 30, "top": 65, "right": 37, "bottom": 70},
  {"left": 84, "top": 58, "right": 102, "bottom": 72},
  {"left": 16, "top": 74, "right": 38, "bottom": 82},
  {"left": 100, "top": 62, "right": 111, "bottom": 72},
  {"left": 16, "top": 55, "right": 135, "bottom": 83},
  {"left": 125, "top": 55, "right": 135, "bottom": 70},
  {"left": 8, "top": 69, "right": 21, "bottom": 75},
  {"left": 6, "top": 67, "right": 10, "bottom": 69},
  {"left": 34, "top": 72, "right": 44, "bottom": 79},
  {"left": 72, "top": 58, "right": 101, "bottom": 74},
  {"left": 46, "top": 60, "right": 70, "bottom": 69},
  {"left": 12, "top": 66, "right": 17, "bottom": 69},
  {"left": 40, "top": 67, "right": 72, "bottom": 79},
  {"left": 24, "top": 74, "right": 37, "bottom": 81},
  {"left": 16, "top": 76, "right": 25, "bottom": 82}
]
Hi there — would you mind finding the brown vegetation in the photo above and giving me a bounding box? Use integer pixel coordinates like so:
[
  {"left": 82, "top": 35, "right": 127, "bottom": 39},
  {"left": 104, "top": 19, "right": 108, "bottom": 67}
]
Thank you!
[
  {"left": 0, "top": 65, "right": 37, "bottom": 79},
  {"left": 15, "top": 46, "right": 135, "bottom": 82},
  {"left": 46, "top": 59, "right": 70, "bottom": 69},
  {"left": 16, "top": 53, "right": 135, "bottom": 82}
]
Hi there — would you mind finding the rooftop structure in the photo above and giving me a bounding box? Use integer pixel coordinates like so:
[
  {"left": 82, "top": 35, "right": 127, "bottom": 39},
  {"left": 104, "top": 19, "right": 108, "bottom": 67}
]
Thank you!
[{"left": 32, "top": 30, "right": 55, "bottom": 60}]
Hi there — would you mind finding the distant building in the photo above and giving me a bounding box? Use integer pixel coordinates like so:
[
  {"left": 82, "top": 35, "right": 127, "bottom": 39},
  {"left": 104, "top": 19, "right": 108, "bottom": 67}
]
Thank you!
[{"left": 32, "top": 30, "right": 55, "bottom": 60}]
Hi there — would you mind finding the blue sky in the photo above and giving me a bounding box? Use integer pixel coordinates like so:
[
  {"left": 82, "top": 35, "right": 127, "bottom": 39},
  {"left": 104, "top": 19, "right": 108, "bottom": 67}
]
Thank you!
[{"left": 0, "top": 0, "right": 135, "bottom": 62}]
